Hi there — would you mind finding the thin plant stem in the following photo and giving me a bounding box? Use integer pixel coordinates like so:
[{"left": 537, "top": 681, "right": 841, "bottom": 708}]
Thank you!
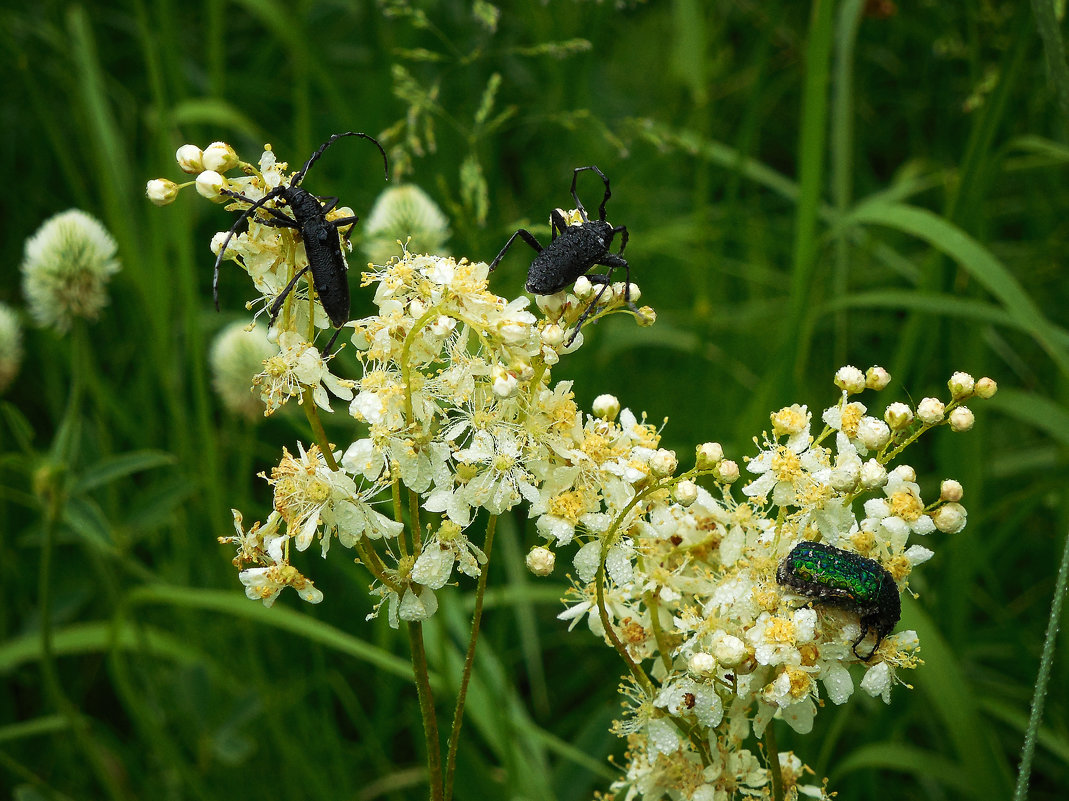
[
  {"left": 1012, "top": 526, "right": 1069, "bottom": 801},
  {"left": 301, "top": 391, "right": 339, "bottom": 470},
  {"left": 407, "top": 621, "right": 444, "bottom": 801},
  {"left": 443, "top": 514, "right": 497, "bottom": 801},
  {"left": 765, "top": 721, "right": 784, "bottom": 801}
]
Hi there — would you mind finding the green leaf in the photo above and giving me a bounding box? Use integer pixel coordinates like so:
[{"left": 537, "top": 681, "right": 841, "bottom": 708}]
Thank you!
[{"left": 72, "top": 450, "right": 176, "bottom": 494}]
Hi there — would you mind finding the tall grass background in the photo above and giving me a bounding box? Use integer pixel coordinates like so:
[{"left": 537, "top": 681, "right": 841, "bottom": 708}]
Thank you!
[{"left": 1, "top": 1, "right": 1067, "bottom": 798}]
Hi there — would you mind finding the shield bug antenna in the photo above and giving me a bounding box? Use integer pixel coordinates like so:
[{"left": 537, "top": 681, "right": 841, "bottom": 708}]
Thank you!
[
  {"left": 212, "top": 131, "right": 389, "bottom": 352},
  {"left": 488, "top": 165, "right": 637, "bottom": 345}
]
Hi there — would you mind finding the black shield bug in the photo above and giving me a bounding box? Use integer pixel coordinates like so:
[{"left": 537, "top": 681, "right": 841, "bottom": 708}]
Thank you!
[
  {"left": 213, "top": 131, "right": 389, "bottom": 351},
  {"left": 776, "top": 541, "right": 902, "bottom": 660},
  {"left": 489, "top": 165, "right": 636, "bottom": 344}
]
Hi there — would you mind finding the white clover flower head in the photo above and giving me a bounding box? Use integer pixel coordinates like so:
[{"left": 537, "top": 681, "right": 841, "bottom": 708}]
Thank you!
[
  {"left": 526, "top": 546, "right": 556, "bottom": 576},
  {"left": 866, "top": 365, "right": 891, "bottom": 390},
  {"left": 940, "top": 479, "right": 963, "bottom": 502},
  {"left": 175, "top": 144, "right": 204, "bottom": 173},
  {"left": 834, "top": 365, "right": 866, "bottom": 394},
  {"left": 195, "top": 169, "right": 227, "bottom": 200},
  {"left": 947, "top": 371, "right": 975, "bottom": 399},
  {"left": 975, "top": 376, "right": 998, "bottom": 399},
  {"left": 859, "top": 458, "right": 888, "bottom": 490},
  {"left": 649, "top": 448, "right": 678, "bottom": 478},
  {"left": 209, "top": 321, "right": 276, "bottom": 419},
  {"left": 932, "top": 502, "right": 967, "bottom": 533},
  {"left": 21, "top": 209, "right": 121, "bottom": 333},
  {"left": 362, "top": 184, "right": 451, "bottom": 265},
  {"left": 696, "top": 441, "right": 724, "bottom": 468},
  {"left": 717, "top": 459, "right": 740, "bottom": 483},
  {"left": 674, "top": 479, "right": 698, "bottom": 506},
  {"left": 949, "top": 406, "right": 975, "bottom": 432},
  {"left": 0, "top": 303, "right": 24, "bottom": 394},
  {"left": 146, "top": 178, "right": 180, "bottom": 206},
  {"left": 856, "top": 416, "right": 891, "bottom": 451},
  {"left": 593, "top": 393, "right": 621, "bottom": 421},
  {"left": 883, "top": 402, "right": 914, "bottom": 430},
  {"left": 916, "top": 397, "right": 945, "bottom": 424},
  {"left": 201, "top": 141, "right": 239, "bottom": 172}
]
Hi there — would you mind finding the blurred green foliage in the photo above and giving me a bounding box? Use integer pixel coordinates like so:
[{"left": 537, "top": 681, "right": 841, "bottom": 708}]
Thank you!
[{"left": 1, "top": 0, "right": 1068, "bottom": 799}]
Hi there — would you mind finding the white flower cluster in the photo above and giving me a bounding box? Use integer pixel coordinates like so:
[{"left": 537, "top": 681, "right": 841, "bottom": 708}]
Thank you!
[{"left": 154, "top": 141, "right": 994, "bottom": 799}]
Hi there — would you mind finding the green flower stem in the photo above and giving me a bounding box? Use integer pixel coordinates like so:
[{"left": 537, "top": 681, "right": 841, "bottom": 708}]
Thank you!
[
  {"left": 644, "top": 591, "right": 675, "bottom": 675},
  {"left": 301, "top": 390, "right": 339, "bottom": 471},
  {"left": 765, "top": 721, "right": 784, "bottom": 801},
  {"left": 35, "top": 324, "right": 127, "bottom": 801},
  {"left": 353, "top": 536, "right": 401, "bottom": 594},
  {"left": 407, "top": 620, "right": 444, "bottom": 801},
  {"left": 409, "top": 488, "right": 423, "bottom": 552},
  {"left": 1012, "top": 525, "right": 1069, "bottom": 801},
  {"left": 400, "top": 305, "right": 443, "bottom": 428},
  {"left": 595, "top": 558, "right": 653, "bottom": 694},
  {"left": 392, "top": 469, "right": 409, "bottom": 558},
  {"left": 444, "top": 514, "right": 497, "bottom": 801}
]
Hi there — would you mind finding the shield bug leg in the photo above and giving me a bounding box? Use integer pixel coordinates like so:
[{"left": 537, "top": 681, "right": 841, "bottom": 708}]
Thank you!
[{"left": 489, "top": 229, "right": 543, "bottom": 272}]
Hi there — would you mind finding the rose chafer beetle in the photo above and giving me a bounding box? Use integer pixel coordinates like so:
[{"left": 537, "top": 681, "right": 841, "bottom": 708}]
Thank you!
[{"left": 776, "top": 541, "right": 901, "bottom": 660}]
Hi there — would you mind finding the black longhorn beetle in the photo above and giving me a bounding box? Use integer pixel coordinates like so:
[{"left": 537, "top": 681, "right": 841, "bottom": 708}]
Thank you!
[
  {"left": 213, "top": 131, "right": 389, "bottom": 352},
  {"left": 489, "top": 165, "right": 636, "bottom": 343}
]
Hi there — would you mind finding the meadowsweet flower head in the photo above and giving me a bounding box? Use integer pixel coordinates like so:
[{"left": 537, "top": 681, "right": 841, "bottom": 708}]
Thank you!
[
  {"left": 363, "top": 184, "right": 451, "bottom": 264},
  {"left": 209, "top": 321, "right": 276, "bottom": 419},
  {"left": 21, "top": 210, "right": 120, "bottom": 332},
  {"left": 0, "top": 303, "right": 24, "bottom": 393}
]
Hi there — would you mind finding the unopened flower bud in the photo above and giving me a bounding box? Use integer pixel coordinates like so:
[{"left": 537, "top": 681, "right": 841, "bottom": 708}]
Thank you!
[
  {"left": 835, "top": 365, "right": 866, "bottom": 394},
  {"left": 145, "top": 178, "right": 180, "bottom": 206},
  {"left": 572, "top": 275, "right": 594, "bottom": 298},
  {"left": 696, "top": 442, "right": 724, "bottom": 468},
  {"left": 688, "top": 652, "right": 716, "bottom": 675},
  {"left": 592, "top": 394, "right": 620, "bottom": 421},
  {"left": 525, "top": 546, "right": 555, "bottom": 576},
  {"left": 975, "top": 376, "right": 998, "bottom": 399},
  {"left": 932, "top": 502, "right": 967, "bottom": 533},
  {"left": 429, "top": 315, "right": 456, "bottom": 337},
  {"left": 650, "top": 449, "right": 678, "bottom": 478},
  {"left": 540, "top": 323, "right": 566, "bottom": 347},
  {"left": 535, "top": 291, "right": 566, "bottom": 319},
  {"left": 674, "top": 479, "right": 698, "bottom": 506},
  {"left": 175, "top": 144, "right": 204, "bottom": 173},
  {"left": 636, "top": 305, "right": 657, "bottom": 327},
  {"left": 408, "top": 298, "right": 428, "bottom": 319},
  {"left": 714, "top": 634, "right": 747, "bottom": 668},
  {"left": 948, "top": 371, "right": 975, "bottom": 399},
  {"left": 866, "top": 366, "right": 891, "bottom": 390},
  {"left": 949, "top": 406, "right": 974, "bottom": 432},
  {"left": 201, "top": 141, "right": 239, "bottom": 172},
  {"left": 626, "top": 283, "right": 641, "bottom": 303},
  {"left": 491, "top": 364, "right": 519, "bottom": 398},
  {"left": 716, "top": 459, "right": 740, "bottom": 483},
  {"left": 195, "top": 170, "right": 227, "bottom": 200},
  {"left": 916, "top": 397, "right": 945, "bottom": 425},
  {"left": 940, "top": 479, "right": 963, "bottom": 502},
  {"left": 883, "top": 402, "right": 914, "bottom": 430},
  {"left": 856, "top": 416, "right": 891, "bottom": 450},
  {"left": 859, "top": 459, "right": 888, "bottom": 489},
  {"left": 890, "top": 464, "right": 916, "bottom": 483}
]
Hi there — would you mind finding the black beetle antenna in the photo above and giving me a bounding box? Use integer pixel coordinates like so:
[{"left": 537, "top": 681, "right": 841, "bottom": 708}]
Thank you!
[
  {"left": 212, "top": 188, "right": 286, "bottom": 309},
  {"left": 571, "top": 165, "right": 612, "bottom": 222},
  {"left": 291, "top": 131, "right": 390, "bottom": 186}
]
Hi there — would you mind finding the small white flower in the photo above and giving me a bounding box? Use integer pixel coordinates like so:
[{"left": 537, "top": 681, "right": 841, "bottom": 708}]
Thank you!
[
  {"left": 239, "top": 562, "right": 324, "bottom": 607},
  {"left": 834, "top": 365, "right": 866, "bottom": 394},
  {"left": 175, "top": 144, "right": 204, "bottom": 173},
  {"left": 947, "top": 371, "right": 975, "bottom": 399},
  {"left": 195, "top": 170, "right": 227, "bottom": 199},
  {"left": 949, "top": 406, "right": 975, "bottom": 432},
  {"left": 932, "top": 502, "right": 967, "bottom": 533},
  {"left": 916, "top": 397, "right": 945, "bottom": 424},
  {"left": 202, "top": 141, "right": 239, "bottom": 172},
  {"left": 592, "top": 394, "right": 621, "bottom": 421},
  {"left": 255, "top": 331, "right": 353, "bottom": 415},
  {"left": 21, "top": 209, "right": 121, "bottom": 333},
  {"left": 145, "top": 178, "right": 179, "bottom": 206},
  {"left": 526, "top": 546, "right": 556, "bottom": 576},
  {"left": 865, "top": 365, "right": 891, "bottom": 390}
]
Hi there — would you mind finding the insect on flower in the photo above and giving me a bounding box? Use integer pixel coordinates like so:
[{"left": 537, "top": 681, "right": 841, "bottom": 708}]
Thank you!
[
  {"left": 213, "top": 132, "right": 389, "bottom": 351},
  {"left": 489, "top": 165, "right": 637, "bottom": 344},
  {"left": 776, "top": 541, "right": 901, "bottom": 660}
]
